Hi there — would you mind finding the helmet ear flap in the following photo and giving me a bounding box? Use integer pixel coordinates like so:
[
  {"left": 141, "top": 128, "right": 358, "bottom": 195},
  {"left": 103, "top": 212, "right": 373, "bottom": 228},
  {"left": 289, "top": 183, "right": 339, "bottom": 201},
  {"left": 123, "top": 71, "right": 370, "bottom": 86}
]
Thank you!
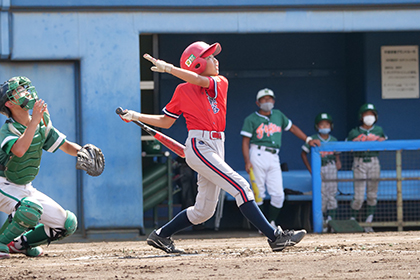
[{"left": 191, "top": 57, "right": 207, "bottom": 74}]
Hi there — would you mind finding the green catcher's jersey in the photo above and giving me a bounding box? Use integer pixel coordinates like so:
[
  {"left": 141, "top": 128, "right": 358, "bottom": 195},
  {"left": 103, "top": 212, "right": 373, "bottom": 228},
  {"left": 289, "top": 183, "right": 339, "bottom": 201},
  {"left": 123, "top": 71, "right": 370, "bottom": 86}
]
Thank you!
[
  {"left": 346, "top": 125, "right": 387, "bottom": 158},
  {"left": 302, "top": 134, "right": 338, "bottom": 166},
  {"left": 0, "top": 116, "right": 66, "bottom": 184},
  {"left": 240, "top": 109, "right": 292, "bottom": 149}
]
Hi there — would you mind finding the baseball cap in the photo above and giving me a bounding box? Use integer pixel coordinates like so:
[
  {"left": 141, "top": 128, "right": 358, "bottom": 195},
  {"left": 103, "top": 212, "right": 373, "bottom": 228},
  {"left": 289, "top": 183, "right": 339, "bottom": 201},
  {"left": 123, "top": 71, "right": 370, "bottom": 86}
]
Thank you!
[{"left": 256, "top": 88, "right": 275, "bottom": 101}]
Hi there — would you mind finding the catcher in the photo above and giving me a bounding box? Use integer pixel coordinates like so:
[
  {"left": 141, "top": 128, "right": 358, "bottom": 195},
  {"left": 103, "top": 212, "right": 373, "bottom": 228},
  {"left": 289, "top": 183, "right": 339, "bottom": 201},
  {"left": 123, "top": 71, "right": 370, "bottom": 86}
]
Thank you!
[{"left": 0, "top": 76, "right": 104, "bottom": 259}]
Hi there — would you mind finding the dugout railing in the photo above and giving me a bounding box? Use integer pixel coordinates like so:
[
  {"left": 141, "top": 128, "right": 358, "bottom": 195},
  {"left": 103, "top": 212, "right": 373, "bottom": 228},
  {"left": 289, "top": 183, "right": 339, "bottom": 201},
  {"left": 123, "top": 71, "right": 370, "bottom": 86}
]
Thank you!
[{"left": 311, "top": 140, "right": 420, "bottom": 233}]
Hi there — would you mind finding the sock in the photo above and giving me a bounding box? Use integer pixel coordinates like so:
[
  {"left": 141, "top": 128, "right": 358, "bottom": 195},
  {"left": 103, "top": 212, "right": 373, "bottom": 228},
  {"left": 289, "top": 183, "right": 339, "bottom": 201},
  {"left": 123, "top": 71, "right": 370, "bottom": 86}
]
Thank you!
[
  {"left": 350, "top": 208, "right": 359, "bottom": 221},
  {"left": 24, "top": 224, "right": 49, "bottom": 247},
  {"left": 157, "top": 209, "right": 193, "bottom": 238},
  {"left": 268, "top": 204, "right": 281, "bottom": 223},
  {"left": 327, "top": 209, "right": 337, "bottom": 220},
  {"left": 367, "top": 205, "right": 376, "bottom": 217},
  {"left": 239, "top": 201, "right": 276, "bottom": 241}
]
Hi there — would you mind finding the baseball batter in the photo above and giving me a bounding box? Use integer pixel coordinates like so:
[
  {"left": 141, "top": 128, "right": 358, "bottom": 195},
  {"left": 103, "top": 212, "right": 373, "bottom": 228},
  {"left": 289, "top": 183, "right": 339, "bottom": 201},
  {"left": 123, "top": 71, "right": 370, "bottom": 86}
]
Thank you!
[
  {"left": 120, "top": 41, "right": 306, "bottom": 253},
  {"left": 0, "top": 77, "right": 104, "bottom": 259},
  {"left": 241, "top": 88, "right": 320, "bottom": 228},
  {"left": 346, "top": 103, "right": 387, "bottom": 232},
  {"left": 301, "top": 113, "right": 341, "bottom": 232}
]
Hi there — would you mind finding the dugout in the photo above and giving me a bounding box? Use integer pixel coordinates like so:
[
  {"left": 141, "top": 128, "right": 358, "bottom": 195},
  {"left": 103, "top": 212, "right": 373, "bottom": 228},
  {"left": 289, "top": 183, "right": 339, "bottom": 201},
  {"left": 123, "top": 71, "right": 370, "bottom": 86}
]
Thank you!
[{"left": 0, "top": 1, "right": 420, "bottom": 236}]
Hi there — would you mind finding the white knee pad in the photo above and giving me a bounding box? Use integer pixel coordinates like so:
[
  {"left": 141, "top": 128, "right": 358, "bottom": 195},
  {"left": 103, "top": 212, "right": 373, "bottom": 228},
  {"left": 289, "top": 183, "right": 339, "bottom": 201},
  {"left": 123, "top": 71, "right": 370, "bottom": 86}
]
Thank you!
[
  {"left": 270, "top": 195, "right": 284, "bottom": 209},
  {"left": 186, "top": 202, "right": 218, "bottom": 225}
]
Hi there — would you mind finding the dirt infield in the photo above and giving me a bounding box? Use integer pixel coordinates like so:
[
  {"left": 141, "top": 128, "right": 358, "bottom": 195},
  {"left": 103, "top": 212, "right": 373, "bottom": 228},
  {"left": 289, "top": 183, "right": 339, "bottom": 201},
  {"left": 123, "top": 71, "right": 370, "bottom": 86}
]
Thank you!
[{"left": 1, "top": 230, "right": 420, "bottom": 279}]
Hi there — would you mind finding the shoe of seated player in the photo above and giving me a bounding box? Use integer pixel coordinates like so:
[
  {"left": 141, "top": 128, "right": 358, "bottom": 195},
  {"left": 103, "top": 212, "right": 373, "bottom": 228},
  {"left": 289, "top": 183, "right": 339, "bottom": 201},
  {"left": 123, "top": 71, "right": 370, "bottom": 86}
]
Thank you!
[
  {"left": 0, "top": 250, "right": 10, "bottom": 259},
  {"left": 7, "top": 241, "right": 43, "bottom": 257},
  {"left": 147, "top": 230, "right": 185, "bottom": 254},
  {"left": 268, "top": 227, "right": 307, "bottom": 252},
  {"left": 364, "top": 226, "right": 374, "bottom": 233}
]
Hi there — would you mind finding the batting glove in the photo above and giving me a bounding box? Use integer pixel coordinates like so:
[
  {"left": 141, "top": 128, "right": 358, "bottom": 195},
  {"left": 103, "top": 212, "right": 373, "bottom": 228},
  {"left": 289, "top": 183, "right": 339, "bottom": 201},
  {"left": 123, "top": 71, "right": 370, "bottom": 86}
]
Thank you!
[
  {"left": 119, "top": 110, "right": 141, "bottom": 123},
  {"left": 143, "top": 54, "right": 174, "bottom": 73}
]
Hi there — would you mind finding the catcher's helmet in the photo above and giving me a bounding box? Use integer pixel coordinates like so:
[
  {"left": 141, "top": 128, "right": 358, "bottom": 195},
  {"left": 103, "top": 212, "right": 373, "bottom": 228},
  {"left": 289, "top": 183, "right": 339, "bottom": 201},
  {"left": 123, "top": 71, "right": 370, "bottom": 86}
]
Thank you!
[
  {"left": 256, "top": 88, "right": 276, "bottom": 101},
  {"left": 358, "top": 103, "right": 377, "bottom": 120},
  {"left": 315, "top": 112, "right": 334, "bottom": 130},
  {"left": 0, "top": 76, "right": 38, "bottom": 117},
  {"left": 180, "top": 41, "right": 221, "bottom": 74}
]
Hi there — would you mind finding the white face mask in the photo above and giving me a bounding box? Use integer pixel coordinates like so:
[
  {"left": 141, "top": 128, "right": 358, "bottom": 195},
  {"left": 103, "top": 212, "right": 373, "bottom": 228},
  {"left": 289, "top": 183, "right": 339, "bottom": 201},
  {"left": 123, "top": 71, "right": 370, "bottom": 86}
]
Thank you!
[
  {"left": 259, "top": 102, "right": 274, "bottom": 112},
  {"left": 363, "top": 115, "right": 376, "bottom": 126}
]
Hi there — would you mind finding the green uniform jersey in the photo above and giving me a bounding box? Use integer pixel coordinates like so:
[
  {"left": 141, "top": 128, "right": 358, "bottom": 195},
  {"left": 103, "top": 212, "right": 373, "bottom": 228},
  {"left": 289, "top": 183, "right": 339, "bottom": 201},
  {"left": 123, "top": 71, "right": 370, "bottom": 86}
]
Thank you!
[
  {"left": 346, "top": 125, "right": 387, "bottom": 158},
  {"left": 0, "top": 117, "right": 66, "bottom": 184},
  {"left": 302, "top": 134, "right": 338, "bottom": 166},
  {"left": 240, "top": 109, "right": 292, "bottom": 149}
]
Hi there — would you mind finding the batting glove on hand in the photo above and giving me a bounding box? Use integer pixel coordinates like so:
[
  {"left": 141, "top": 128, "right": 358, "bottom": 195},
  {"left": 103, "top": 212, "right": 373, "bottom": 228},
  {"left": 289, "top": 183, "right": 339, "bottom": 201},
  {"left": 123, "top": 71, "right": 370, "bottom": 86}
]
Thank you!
[
  {"left": 143, "top": 54, "right": 174, "bottom": 73},
  {"left": 119, "top": 110, "right": 141, "bottom": 123}
]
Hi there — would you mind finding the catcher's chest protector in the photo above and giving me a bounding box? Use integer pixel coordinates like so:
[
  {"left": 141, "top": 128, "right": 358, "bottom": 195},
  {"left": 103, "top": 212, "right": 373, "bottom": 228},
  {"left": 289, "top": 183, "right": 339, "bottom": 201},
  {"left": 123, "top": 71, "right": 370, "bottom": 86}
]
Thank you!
[{"left": 5, "top": 122, "right": 45, "bottom": 185}]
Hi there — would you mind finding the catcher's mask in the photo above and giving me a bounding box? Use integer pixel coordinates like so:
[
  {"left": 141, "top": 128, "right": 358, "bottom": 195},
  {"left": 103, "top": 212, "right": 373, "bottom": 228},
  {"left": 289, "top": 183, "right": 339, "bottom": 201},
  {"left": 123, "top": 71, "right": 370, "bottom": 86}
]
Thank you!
[
  {"left": 0, "top": 76, "right": 38, "bottom": 117},
  {"left": 180, "top": 41, "right": 221, "bottom": 74}
]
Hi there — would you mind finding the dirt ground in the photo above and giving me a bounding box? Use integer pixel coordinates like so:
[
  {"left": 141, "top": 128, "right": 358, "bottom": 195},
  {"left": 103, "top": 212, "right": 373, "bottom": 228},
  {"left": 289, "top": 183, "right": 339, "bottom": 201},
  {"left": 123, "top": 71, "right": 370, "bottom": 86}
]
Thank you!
[{"left": 1, "top": 230, "right": 420, "bottom": 280}]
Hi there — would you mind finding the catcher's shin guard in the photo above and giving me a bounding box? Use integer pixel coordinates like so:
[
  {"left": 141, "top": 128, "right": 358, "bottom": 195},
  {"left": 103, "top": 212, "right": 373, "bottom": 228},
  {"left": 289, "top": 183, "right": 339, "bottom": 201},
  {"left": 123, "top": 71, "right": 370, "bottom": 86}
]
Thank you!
[
  {"left": 0, "top": 197, "right": 43, "bottom": 251},
  {"left": 24, "top": 210, "right": 77, "bottom": 247}
]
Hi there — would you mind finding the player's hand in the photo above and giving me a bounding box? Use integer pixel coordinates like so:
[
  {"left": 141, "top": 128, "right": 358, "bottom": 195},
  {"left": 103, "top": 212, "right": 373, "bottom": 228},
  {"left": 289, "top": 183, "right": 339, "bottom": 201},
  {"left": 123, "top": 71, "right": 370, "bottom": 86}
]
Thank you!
[
  {"left": 119, "top": 109, "right": 140, "bottom": 123},
  {"left": 245, "top": 162, "right": 253, "bottom": 174},
  {"left": 31, "top": 99, "right": 47, "bottom": 125},
  {"left": 143, "top": 54, "right": 174, "bottom": 73},
  {"left": 308, "top": 139, "right": 321, "bottom": 147},
  {"left": 378, "top": 137, "right": 386, "bottom": 142}
]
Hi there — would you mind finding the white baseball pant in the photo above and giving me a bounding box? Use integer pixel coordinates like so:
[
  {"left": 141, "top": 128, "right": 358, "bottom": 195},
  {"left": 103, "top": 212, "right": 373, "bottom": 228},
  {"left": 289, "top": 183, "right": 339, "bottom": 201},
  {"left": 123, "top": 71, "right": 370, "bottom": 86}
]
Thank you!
[{"left": 184, "top": 130, "right": 254, "bottom": 225}]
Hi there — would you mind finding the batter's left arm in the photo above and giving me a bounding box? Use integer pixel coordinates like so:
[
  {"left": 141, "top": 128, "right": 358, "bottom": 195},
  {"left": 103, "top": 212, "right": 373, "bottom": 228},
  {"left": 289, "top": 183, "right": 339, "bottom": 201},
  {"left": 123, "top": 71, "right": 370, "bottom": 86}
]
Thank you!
[{"left": 60, "top": 140, "right": 82, "bottom": 157}]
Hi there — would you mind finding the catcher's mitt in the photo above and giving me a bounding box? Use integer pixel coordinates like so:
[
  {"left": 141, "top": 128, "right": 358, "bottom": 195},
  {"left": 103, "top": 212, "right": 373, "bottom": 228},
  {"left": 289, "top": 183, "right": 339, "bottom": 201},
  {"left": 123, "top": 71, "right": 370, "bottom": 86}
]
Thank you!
[{"left": 76, "top": 144, "right": 105, "bottom": 176}]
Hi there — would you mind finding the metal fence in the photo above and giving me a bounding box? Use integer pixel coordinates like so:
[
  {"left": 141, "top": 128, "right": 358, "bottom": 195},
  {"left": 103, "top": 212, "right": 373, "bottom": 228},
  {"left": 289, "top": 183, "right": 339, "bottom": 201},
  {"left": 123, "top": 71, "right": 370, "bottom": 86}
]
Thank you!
[{"left": 311, "top": 140, "right": 420, "bottom": 233}]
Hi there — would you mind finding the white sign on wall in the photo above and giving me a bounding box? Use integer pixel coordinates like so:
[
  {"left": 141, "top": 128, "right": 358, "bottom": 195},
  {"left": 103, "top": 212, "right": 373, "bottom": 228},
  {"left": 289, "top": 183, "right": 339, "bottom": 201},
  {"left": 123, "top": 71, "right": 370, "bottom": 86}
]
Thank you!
[{"left": 381, "top": 45, "right": 419, "bottom": 99}]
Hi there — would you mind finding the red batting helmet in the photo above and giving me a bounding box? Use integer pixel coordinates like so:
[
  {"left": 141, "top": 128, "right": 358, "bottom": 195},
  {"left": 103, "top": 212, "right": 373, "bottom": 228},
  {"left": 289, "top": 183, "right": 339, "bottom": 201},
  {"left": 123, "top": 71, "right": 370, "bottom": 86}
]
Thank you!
[{"left": 180, "top": 41, "right": 221, "bottom": 74}]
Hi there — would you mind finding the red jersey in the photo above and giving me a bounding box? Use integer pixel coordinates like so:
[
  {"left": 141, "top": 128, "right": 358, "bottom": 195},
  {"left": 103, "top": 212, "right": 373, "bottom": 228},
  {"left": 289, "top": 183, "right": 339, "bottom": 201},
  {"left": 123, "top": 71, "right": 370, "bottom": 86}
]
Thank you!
[{"left": 163, "top": 75, "right": 228, "bottom": 132}]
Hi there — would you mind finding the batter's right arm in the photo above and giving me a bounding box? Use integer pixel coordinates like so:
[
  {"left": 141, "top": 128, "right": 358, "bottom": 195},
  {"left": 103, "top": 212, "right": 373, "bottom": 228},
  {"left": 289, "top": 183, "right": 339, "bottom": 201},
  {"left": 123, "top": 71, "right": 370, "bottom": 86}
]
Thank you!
[
  {"left": 242, "top": 136, "right": 252, "bottom": 173},
  {"left": 143, "top": 54, "right": 210, "bottom": 88}
]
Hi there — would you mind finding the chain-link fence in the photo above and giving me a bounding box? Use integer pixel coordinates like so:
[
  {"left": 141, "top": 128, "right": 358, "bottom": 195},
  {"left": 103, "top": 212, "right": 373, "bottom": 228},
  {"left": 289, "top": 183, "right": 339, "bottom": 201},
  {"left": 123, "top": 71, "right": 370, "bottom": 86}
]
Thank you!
[{"left": 311, "top": 140, "right": 420, "bottom": 233}]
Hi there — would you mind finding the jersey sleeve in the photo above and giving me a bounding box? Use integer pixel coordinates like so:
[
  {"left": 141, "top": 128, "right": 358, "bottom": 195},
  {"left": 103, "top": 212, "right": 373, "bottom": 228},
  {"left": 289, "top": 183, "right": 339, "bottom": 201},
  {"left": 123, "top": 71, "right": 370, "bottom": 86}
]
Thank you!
[
  {"left": 163, "top": 85, "right": 182, "bottom": 119},
  {"left": 0, "top": 124, "right": 18, "bottom": 155},
  {"left": 280, "top": 112, "right": 292, "bottom": 131},
  {"left": 240, "top": 115, "right": 253, "bottom": 138},
  {"left": 43, "top": 127, "right": 66, "bottom": 153}
]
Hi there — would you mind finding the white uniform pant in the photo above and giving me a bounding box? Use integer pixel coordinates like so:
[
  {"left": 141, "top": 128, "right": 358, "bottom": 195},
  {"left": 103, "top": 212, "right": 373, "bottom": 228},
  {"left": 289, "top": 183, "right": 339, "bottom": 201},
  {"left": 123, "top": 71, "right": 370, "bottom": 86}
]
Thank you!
[
  {"left": 0, "top": 177, "right": 67, "bottom": 236},
  {"left": 184, "top": 130, "right": 254, "bottom": 225},
  {"left": 351, "top": 157, "right": 380, "bottom": 210},
  {"left": 321, "top": 162, "right": 338, "bottom": 213},
  {"left": 249, "top": 144, "right": 284, "bottom": 208}
]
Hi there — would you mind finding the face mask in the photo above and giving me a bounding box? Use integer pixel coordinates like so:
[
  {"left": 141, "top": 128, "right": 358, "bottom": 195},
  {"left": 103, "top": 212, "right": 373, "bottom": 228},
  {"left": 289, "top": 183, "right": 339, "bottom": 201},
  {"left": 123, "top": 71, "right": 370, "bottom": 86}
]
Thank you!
[
  {"left": 363, "top": 115, "right": 376, "bottom": 126},
  {"left": 259, "top": 102, "right": 274, "bottom": 112},
  {"left": 318, "top": 128, "right": 331, "bottom": 135}
]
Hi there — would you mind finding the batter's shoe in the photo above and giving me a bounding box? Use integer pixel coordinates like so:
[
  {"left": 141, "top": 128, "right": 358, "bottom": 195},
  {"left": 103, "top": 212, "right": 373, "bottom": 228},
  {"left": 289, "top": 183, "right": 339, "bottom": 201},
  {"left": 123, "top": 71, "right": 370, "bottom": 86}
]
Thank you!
[
  {"left": 7, "top": 241, "right": 43, "bottom": 257},
  {"left": 147, "top": 230, "right": 185, "bottom": 254},
  {"left": 268, "top": 227, "right": 307, "bottom": 252}
]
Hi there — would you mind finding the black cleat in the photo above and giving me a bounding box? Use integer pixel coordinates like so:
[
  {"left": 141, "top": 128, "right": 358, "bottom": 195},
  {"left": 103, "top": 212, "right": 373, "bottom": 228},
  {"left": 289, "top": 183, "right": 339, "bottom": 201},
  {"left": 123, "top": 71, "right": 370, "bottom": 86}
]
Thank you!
[
  {"left": 147, "top": 230, "right": 185, "bottom": 254},
  {"left": 268, "top": 227, "right": 306, "bottom": 252}
]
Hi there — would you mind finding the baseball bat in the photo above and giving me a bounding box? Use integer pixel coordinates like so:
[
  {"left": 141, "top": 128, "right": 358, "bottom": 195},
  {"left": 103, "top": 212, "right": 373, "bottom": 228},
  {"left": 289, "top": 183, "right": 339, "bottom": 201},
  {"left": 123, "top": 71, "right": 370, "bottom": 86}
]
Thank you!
[
  {"left": 249, "top": 167, "right": 263, "bottom": 203},
  {"left": 116, "top": 107, "right": 185, "bottom": 158}
]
